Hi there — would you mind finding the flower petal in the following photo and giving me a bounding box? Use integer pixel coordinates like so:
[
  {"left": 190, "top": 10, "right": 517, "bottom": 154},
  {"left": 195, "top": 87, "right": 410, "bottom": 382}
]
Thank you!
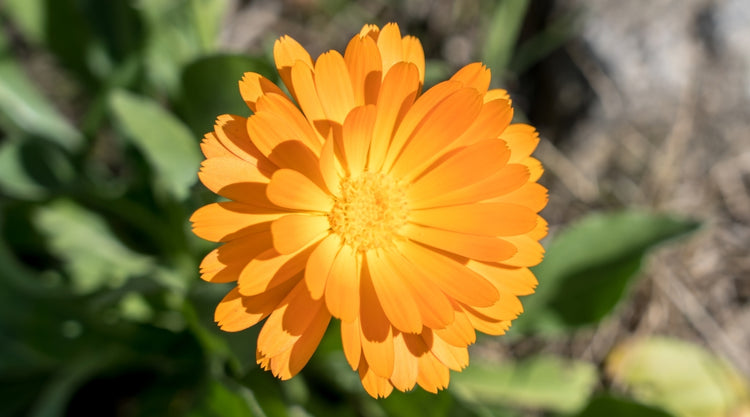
[
  {"left": 450, "top": 62, "right": 491, "bottom": 94},
  {"left": 397, "top": 240, "right": 499, "bottom": 307},
  {"left": 213, "top": 114, "right": 270, "bottom": 167},
  {"left": 238, "top": 243, "right": 316, "bottom": 297},
  {"left": 200, "top": 132, "right": 230, "bottom": 158},
  {"left": 359, "top": 358, "right": 394, "bottom": 398},
  {"left": 342, "top": 104, "right": 377, "bottom": 175},
  {"left": 341, "top": 318, "right": 362, "bottom": 370},
  {"left": 290, "top": 60, "right": 327, "bottom": 128},
  {"left": 388, "top": 87, "right": 483, "bottom": 181},
  {"left": 197, "top": 156, "right": 276, "bottom": 206},
  {"left": 254, "top": 93, "right": 323, "bottom": 155},
  {"left": 430, "top": 331, "right": 469, "bottom": 371},
  {"left": 359, "top": 265, "right": 395, "bottom": 378},
  {"left": 408, "top": 139, "right": 510, "bottom": 207},
  {"left": 368, "top": 62, "right": 421, "bottom": 171},
  {"left": 325, "top": 244, "right": 361, "bottom": 322},
  {"left": 304, "top": 233, "right": 341, "bottom": 299},
  {"left": 390, "top": 331, "right": 420, "bottom": 392},
  {"left": 410, "top": 203, "right": 538, "bottom": 236},
  {"left": 271, "top": 214, "right": 330, "bottom": 255},
  {"left": 376, "top": 23, "right": 403, "bottom": 77},
  {"left": 315, "top": 50, "right": 356, "bottom": 124},
  {"left": 452, "top": 97, "right": 513, "bottom": 149},
  {"left": 344, "top": 34, "right": 382, "bottom": 106},
  {"left": 366, "top": 250, "right": 423, "bottom": 333},
  {"left": 434, "top": 301, "right": 476, "bottom": 347},
  {"left": 239, "top": 72, "right": 286, "bottom": 113},
  {"left": 416, "top": 352, "right": 450, "bottom": 393},
  {"left": 502, "top": 124, "right": 540, "bottom": 163},
  {"left": 199, "top": 230, "right": 273, "bottom": 282},
  {"left": 190, "top": 202, "right": 282, "bottom": 242},
  {"left": 401, "top": 35, "right": 425, "bottom": 85},
  {"left": 273, "top": 35, "right": 313, "bottom": 101},
  {"left": 404, "top": 224, "right": 516, "bottom": 263},
  {"left": 466, "top": 262, "right": 538, "bottom": 296},
  {"left": 492, "top": 182, "right": 549, "bottom": 213},
  {"left": 266, "top": 169, "right": 333, "bottom": 212},
  {"left": 215, "top": 279, "right": 296, "bottom": 332}
]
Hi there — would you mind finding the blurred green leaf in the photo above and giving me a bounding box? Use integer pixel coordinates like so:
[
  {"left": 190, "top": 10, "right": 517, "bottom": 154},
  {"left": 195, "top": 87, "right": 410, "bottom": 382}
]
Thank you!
[
  {"left": 33, "top": 199, "right": 155, "bottom": 293},
  {"left": 571, "top": 395, "right": 676, "bottom": 417},
  {"left": 451, "top": 355, "right": 598, "bottom": 414},
  {"left": 187, "top": 380, "right": 257, "bottom": 417},
  {"left": 482, "top": 0, "right": 529, "bottom": 80},
  {"left": 511, "top": 10, "right": 581, "bottom": 74},
  {"left": 109, "top": 89, "right": 202, "bottom": 200},
  {"left": 606, "top": 337, "right": 750, "bottom": 417},
  {"left": 0, "top": 139, "right": 49, "bottom": 199},
  {"left": 2, "top": 0, "right": 46, "bottom": 44},
  {"left": 178, "top": 54, "right": 275, "bottom": 135},
  {"left": 0, "top": 34, "right": 83, "bottom": 150},
  {"left": 517, "top": 211, "right": 700, "bottom": 332},
  {"left": 139, "top": 0, "right": 230, "bottom": 95}
]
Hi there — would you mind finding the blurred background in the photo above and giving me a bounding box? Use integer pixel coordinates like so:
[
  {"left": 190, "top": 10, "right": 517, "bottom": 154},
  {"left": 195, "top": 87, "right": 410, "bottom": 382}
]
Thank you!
[{"left": 0, "top": 0, "right": 748, "bottom": 416}]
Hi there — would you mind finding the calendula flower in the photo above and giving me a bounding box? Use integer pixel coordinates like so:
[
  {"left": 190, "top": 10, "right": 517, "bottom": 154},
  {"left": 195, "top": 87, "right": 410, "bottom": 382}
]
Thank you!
[{"left": 191, "top": 23, "right": 547, "bottom": 398}]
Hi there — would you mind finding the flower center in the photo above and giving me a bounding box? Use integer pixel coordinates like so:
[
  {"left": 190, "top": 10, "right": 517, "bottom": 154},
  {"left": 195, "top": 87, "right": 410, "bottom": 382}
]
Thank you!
[{"left": 328, "top": 172, "right": 408, "bottom": 252}]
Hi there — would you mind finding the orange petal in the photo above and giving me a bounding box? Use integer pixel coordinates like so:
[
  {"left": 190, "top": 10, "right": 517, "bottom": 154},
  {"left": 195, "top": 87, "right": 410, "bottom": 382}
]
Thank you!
[
  {"left": 266, "top": 169, "right": 333, "bottom": 212},
  {"left": 290, "top": 60, "right": 327, "bottom": 127},
  {"left": 450, "top": 62, "right": 491, "bottom": 94},
  {"left": 318, "top": 132, "right": 341, "bottom": 195},
  {"left": 190, "top": 202, "right": 282, "bottom": 242},
  {"left": 524, "top": 157, "right": 544, "bottom": 182},
  {"left": 485, "top": 88, "right": 510, "bottom": 102},
  {"left": 452, "top": 97, "right": 513, "bottom": 149},
  {"left": 344, "top": 34, "right": 382, "bottom": 106},
  {"left": 401, "top": 35, "right": 425, "bottom": 85},
  {"left": 285, "top": 307, "right": 331, "bottom": 377},
  {"left": 397, "top": 240, "right": 499, "bottom": 308},
  {"left": 239, "top": 72, "right": 286, "bottom": 113},
  {"left": 429, "top": 331, "right": 469, "bottom": 371},
  {"left": 314, "top": 50, "right": 356, "bottom": 124},
  {"left": 341, "top": 318, "right": 362, "bottom": 370},
  {"left": 466, "top": 262, "right": 538, "bottom": 296},
  {"left": 325, "top": 245, "right": 360, "bottom": 322},
  {"left": 471, "top": 292, "right": 524, "bottom": 322},
  {"left": 379, "top": 249, "right": 455, "bottom": 330},
  {"left": 501, "top": 124, "right": 540, "bottom": 163},
  {"left": 213, "top": 114, "right": 269, "bottom": 166},
  {"left": 408, "top": 139, "right": 510, "bottom": 207},
  {"left": 271, "top": 214, "right": 330, "bottom": 254},
  {"left": 304, "top": 233, "right": 341, "bottom": 299},
  {"left": 388, "top": 87, "right": 483, "bottom": 181},
  {"left": 462, "top": 304, "right": 514, "bottom": 336},
  {"left": 434, "top": 302, "right": 477, "bottom": 347},
  {"left": 199, "top": 230, "right": 273, "bottom": 282},
  {"left": 359, "top": 358, "right": 394, "bottom": 398},
  {"left": 273, "top": 35, "right": 313, "bottom": 101},
  {"left": 341, "top": 104, "right": 377, "bottom": 175},
  {"left": 404, "top": 224, "right": 516, "bottom": 263},
  {"left": 257, "top": 281, "right": 326, "bottom": 357},
  {"left": 416, "top": 353, "right": 450, "bottom": 393},
  {"left": 238, "top": 243, "right": 316, "bottom": 296},
  {"left": 200, "top": 132, "right": 230, "bottom": 158},
  {"left": 410, "top": 203, "right": 538, "bottom": 236},
  {"left": 366, "top": 250, "right": 423, "bottom": 334},
  {"left": 376, "top": 23, "right": 403, "bottom": 77},
  {"left": 368, "top": 62, "right": 421, "bottom": 171},
  {"left": 359, "top": 265, "right": 395, "bottom": 378},
  {"left": 492, "top": 182, "right": 548, "bottom": 213},
  {"left": 390, "top": 331, "right": 419, "bottom": 392},
  {"left": 500, "top": 235, "right": 546, "bottom": 267},
  {"left": 197, "top": 156, "right": 276, "bottom": 206},
  {"left": 215, "top": 279, "right": 296, "bottom": 332},
  {"left": 254, "top": 93, "right": 323, "bottom": 155}
]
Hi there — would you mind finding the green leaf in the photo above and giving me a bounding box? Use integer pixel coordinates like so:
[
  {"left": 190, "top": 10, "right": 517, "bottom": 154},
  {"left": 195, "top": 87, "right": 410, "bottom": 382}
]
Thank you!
[
  {"left": 109, "top": 89, "right": 202, "bottom": 200},
  {"left": 572, "top": 395, "right": 676, "bottom": 417},
  {"left": 0, "top": 33, "right": 83, "bottom": 150},
  {"left": 187, "top": 380, "right": 257, "bottom": 417},
  {"left": 33, "top": 199, "right": 155, "bottom": 293},
  {"left": 0, "top": 139, "right": 49, "bottom": 200},
  {"left": 178, "top": 54, "right": 275, "bottom": 135},
  {"left": 139, "top": 0, "right": 230, "bottom": 94},
  {"left": 482, "top": 0, "right": 530, "bottom": 80},
  {"left": 451, "top": 355, "right": 598, "bottom": 414},
  {"left": 606, "top": 337, "right": 750, "bottom": 417},
  {"left": 516, "top": 211, "right": 700, "bottom": 332}
]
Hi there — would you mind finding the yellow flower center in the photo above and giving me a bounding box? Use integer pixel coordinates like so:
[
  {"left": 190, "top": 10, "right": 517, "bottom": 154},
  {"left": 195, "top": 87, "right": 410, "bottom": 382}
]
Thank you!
[{"left": 328, "top": 172, "right": 408, "bottom": 252}]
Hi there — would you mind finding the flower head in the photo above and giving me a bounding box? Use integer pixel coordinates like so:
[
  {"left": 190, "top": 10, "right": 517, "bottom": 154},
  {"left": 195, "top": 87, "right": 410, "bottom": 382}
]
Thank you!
[{"left": 191, "top": 23, "right": 547, "bottom": 398}]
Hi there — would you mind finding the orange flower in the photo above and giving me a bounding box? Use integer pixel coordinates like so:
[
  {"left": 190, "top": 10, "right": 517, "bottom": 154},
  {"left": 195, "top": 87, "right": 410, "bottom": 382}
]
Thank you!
[{"left": 191, "top": 23, "right": 547, "bottom": 398}]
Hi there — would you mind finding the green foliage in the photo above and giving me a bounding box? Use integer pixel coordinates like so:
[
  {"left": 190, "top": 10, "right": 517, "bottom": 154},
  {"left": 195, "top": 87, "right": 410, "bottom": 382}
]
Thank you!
[
  {"left": 516, "top": 211, "right": 700, "bottom": 333},
  {"left": 0, "top": 2, "right": 731, "bottom": 416},
  {"left": 452, "top": 355, "right": 598, "bottom": 414}
]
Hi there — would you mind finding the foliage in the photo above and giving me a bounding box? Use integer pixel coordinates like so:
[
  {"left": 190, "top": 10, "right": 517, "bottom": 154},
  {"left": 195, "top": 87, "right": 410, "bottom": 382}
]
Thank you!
[{"left": 0, "top": 1, "right": 743, "bottom": 416}]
